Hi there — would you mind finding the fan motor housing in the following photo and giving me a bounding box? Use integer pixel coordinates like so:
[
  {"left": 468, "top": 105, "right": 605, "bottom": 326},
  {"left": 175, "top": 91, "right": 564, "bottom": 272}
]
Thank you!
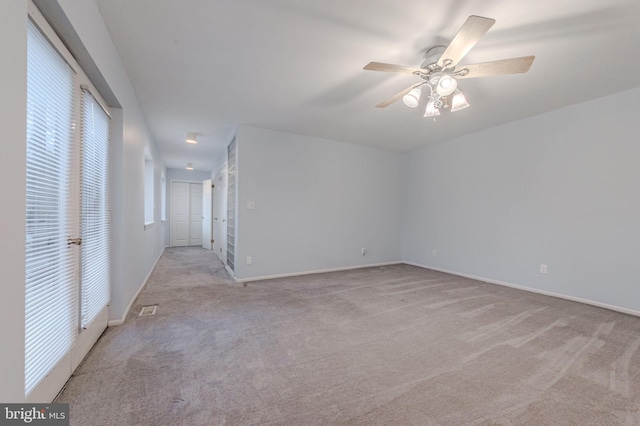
[{"left": 421, "top": 45, "right": 447, "bottom": 70}]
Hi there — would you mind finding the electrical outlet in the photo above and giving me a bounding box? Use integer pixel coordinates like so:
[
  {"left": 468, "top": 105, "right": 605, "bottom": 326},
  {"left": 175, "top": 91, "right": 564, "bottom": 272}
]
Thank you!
[
  {"left": 540, "top": 264, "right": 548, "bottom": 274},
  {"left": 361, "top": 248, "right": 367, "bottom": 256},
  {"left": 247, "top": 256, "right": 252, "bottom": 265}
]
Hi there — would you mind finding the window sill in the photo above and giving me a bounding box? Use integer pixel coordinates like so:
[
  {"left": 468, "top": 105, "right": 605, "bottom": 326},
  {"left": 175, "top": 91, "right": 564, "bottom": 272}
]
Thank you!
[{"left": 144, "top": 222, "right": 155, "bottom": 230}]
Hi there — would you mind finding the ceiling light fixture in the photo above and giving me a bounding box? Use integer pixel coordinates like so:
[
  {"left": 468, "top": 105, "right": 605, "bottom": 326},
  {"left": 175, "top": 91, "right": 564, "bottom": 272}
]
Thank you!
[
  {"left": 429, "top": 72, "right": 458, "bottom": 96},
  {"left": 186, "top": 162, "right": 194, "bottom": 170},
  {"left": 186, "top": 132, "right": 198, "bottom": 144},
  {"left": 392, "top": 70, "right": 463, "bottom": 119},
  {"left": 402, "top": 86, "right": 422, "bottom": 108},
  {"left": 437, "top": 75, "right": 457, "bottom": 96},
  {"left": 451, "top": 89, "right": 470, "bottom": 112},
  {"left": 364, "top": 15, "right": 536, "bottom": 121},
  {"left": 424, "top": 100, "right": 441, "bottom": 118}
]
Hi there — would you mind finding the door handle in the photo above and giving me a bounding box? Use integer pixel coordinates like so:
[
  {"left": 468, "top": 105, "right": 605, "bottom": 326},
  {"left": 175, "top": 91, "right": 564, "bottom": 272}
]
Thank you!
[
  {"left": 67, "top": 238, "right": 82, "bottom": 246},
  {"left": 214, "top": 218, "right": 218, "bottom": 220}
]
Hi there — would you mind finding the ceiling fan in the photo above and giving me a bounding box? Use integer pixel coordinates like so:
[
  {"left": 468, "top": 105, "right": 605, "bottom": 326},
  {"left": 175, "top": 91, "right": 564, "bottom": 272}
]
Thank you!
[{"left": 363, "top": 15, "right": 535, "bottom": 118}]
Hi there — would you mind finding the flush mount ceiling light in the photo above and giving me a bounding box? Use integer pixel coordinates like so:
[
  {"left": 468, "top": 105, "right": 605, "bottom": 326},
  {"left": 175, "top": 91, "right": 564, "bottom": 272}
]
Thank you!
[
  {"left": 186, "top": 162, "right": 194, "bottom": 170},
  {"left": 363, "top": 15, "right": 535, "bottom": 119},
  {"left": 186, "top": 132, "right": 198, "bottom": 144}
]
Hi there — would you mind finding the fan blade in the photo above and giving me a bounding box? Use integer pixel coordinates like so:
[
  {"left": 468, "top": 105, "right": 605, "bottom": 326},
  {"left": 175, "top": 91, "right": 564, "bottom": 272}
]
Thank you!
[
  {"left": 437, "top": 15, "right": 495, "bottom": 68},
  {"left": 455, "top": 55, "right": 535, "bottom": 79},
  {"left": 364, "top": 62, "right": 425, "bottom": 76},
  {"left": 375, "top": 82, "right": 423, "bottom": 108}
]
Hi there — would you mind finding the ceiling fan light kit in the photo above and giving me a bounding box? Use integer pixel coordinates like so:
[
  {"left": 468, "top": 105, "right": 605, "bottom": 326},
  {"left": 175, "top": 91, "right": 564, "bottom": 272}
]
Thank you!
[
  {"left": 451, "top": 89, "right": 470, "bottom": 112},
  {"left": 402, "top": 86, "right": 422, "bottom": 108},
  {"left": 424, "top": 100, "right": 441, "bottom": 118},
  {"left": 431, "top": 72, "right": 458, "bottom": 96},
  {"left": 364, "top": 15, "right": 535, "bottom": 120}
]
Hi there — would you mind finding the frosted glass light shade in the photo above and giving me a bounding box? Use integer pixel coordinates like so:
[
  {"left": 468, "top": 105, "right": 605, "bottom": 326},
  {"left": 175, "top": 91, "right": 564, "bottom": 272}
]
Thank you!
[
  {"left": 429, "top": 72, "right": 457, "bottom": 96},
  {"left": 436, "top": 75, "right": 457, "bottom": 96},
  {"left": 424, "top": 100, "right": 441, "bottom": 118},
  {"left": 451, "top": 89, "right": 470, "bottom": 112},
  {"left": 402, "top": 86, "right": 422, "bottom": 108}
]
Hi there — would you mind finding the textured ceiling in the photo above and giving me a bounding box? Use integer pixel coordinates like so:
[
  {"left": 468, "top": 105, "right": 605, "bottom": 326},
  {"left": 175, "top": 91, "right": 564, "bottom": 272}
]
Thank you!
[{"left": 95, "top": 0, "right": 640, "bottom": 171}]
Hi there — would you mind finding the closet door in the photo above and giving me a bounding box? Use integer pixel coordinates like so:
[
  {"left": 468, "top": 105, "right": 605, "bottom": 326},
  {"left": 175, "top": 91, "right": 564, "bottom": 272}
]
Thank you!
[
  {"left": 171, "top": 182, "right": 190, "bottom": 247},
  {"left": 171, "top": 181, "right": 203, "bottom": 247},
  {"left": 189, "top": 183, "right": 203, "bottom": 246}
]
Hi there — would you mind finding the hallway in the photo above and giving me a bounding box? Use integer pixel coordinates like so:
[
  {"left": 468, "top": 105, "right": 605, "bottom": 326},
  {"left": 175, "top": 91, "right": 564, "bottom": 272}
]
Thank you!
[{"left": 57, "top": 247, "right": 235, "bottom": 424}]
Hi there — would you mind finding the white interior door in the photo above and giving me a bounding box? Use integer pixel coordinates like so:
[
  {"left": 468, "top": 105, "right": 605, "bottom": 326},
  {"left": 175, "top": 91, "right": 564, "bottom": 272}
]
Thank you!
[
  {"left": 171, "top": 181, "right": 189, "bottom": 246},
  {"left": 172, "top": 181, "right": 204, "bottom": 247},
  {"left": 202, "top": 179, "right": 213, "bottom": 250},
  {"left": 189, "top": 183, "right": 203, "bottom": 246}
]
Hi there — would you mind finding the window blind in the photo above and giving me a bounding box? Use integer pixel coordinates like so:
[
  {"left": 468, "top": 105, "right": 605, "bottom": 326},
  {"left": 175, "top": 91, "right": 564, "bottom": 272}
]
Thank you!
[
  {"left": 80, "top": 89, "right": 110, "bottom": 328},
  {"left": 25, "top": 19, "right": 78, "bottom": 396}
]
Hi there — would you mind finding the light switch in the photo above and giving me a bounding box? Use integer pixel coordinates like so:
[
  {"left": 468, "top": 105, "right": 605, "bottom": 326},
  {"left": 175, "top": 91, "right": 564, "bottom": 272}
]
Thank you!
[{"left": 247, "top": 201, "right": 256, "bottom": 210}]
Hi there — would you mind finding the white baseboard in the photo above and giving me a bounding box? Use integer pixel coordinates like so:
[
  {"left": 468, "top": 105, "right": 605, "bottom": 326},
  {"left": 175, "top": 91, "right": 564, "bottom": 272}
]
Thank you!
[
  {"left": 225, "top": 264, "right": 237, "bottom": 282},
  {"left": 107, "top": 246, "right": 166, "bottom": 326},
  {"left": 403, "top": 261, "right": 640, "bottom": 318},
  {"left": 235, "top": 261, "right": 403, "bottom": 283}
]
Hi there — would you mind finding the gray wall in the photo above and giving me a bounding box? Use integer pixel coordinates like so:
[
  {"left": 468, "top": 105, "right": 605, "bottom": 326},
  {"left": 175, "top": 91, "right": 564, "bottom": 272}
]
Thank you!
[
  {"left": 402, "top": 87, "right": 640, "bottom": 313},
  {"left": 50, "top": 0, "right": 167, "bottom": 325},
  {"left": 0, "top": 0, "right": 28, "bottom": 404},
  {"left": 234, "top": 125, "right": 404, "bottom": 280}
]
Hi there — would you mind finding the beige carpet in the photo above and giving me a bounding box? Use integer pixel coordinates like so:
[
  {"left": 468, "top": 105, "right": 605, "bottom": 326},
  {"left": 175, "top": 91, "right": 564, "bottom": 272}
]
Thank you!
[{"left": 58, "top": 247, "right": 640, "bottom": 425}]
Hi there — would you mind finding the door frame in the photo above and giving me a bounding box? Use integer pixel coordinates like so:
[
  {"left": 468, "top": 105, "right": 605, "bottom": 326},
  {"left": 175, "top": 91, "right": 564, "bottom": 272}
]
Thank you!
[
  {"left": 202, "top": 179, "right": 214, "bottom": 250},
  {"left": 213, "top": 164, "right": 228, "bottom": 263}
]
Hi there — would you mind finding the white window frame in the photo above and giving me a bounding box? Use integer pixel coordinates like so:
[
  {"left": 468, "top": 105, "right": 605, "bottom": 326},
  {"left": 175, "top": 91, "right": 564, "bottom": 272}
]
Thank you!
[
  {"left": 144, "top": 154, "right": 154, "bottom": 229},
  {"left": 161, "top": 171, "right": 167, "bottom": 222}
]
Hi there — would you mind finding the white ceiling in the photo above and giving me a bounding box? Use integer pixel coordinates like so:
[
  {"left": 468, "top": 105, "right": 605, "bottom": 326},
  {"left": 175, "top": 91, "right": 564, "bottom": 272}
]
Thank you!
[{"left": 95, "top": 0, "right": 640, "bottom": 171}]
